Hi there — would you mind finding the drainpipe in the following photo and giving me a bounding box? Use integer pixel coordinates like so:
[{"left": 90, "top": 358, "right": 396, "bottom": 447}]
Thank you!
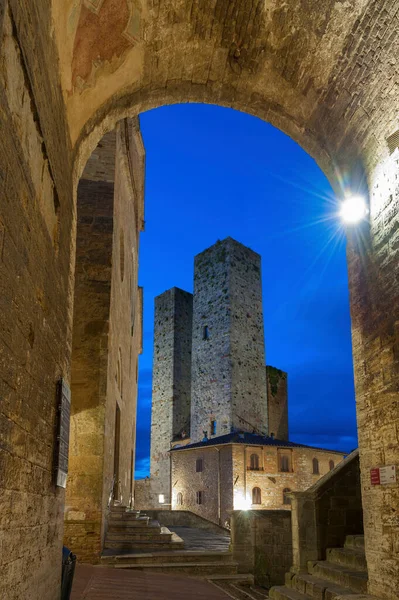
[
  {"left": 244, "top": 445, "right": 247, "bottom": 504},
  {"left": 215, "top": 447, "right": 221, "bottom": 525}
]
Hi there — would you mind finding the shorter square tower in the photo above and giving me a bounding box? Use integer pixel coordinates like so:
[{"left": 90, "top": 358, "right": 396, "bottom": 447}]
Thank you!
[{"left": 150, "top": 288, "right": 193, "bottom": 504}]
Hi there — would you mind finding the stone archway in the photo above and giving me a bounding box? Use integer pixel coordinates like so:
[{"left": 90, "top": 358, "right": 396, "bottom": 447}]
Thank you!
[{"left": 0, "top": 1, "right": 398, "bottom": 599}]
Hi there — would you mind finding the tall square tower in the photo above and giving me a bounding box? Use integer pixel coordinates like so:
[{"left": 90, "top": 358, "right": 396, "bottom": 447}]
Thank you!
[
  {"left": 150, "top": 288, "right": 193, "bottom": 502},
  {"left": 190, "top": 238, "right": 268, "bottom": 442}
]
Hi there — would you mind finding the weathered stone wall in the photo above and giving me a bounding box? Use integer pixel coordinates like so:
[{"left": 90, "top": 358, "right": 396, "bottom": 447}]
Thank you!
[
  {"left": 231, "top": 510, "right": 292, "bottom": 587},
  {"left": 64, "top": 119, "right": 144, "bottom": 562},
  {"left": 232, "top": 444, "right": 344, "bottom": 510},
  {"left": 171, "top": 443, "right": 343, "bottom": 525},
  {"left": 149, "top": 288, "right": 193, "bottom": 507},
  {"left": 0, "top": 3, "right": 73, "bottom": 599},
  {"left": 266, "top": 366, "right": 288, "bottom": 440},
  {"left": 191, "top": 238, "right": 268, "bottom": 442},
  {"left": 290, "top": 450, "right": 363, "bottom": 571},
  {"left": 171, "top": 446, "right": 234, "bottom": 526}
]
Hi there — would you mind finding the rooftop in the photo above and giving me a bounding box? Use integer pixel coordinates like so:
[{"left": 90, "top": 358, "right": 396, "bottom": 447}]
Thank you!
[{"left": 170, "top": 431, "right": 347, "bottom": 455}]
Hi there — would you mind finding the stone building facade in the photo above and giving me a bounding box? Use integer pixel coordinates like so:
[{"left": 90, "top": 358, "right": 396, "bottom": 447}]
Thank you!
[
  {"left": 63, "top": 119, "right": 145, "bottom": 561},
  {"left": 2, "top": 1, "right": 399, "bottom": 597},
  {"left": 149, "top": 288, "right": 193, "bottom": 506},
  {"left": 191, "top": 238, "right": 268, "bottom": 441},
  {"left": 171, "top": 433, "right": 344, "bottom": 526},
  {"left": 136, "top": 238, "right": 289, "bottom": 508}
]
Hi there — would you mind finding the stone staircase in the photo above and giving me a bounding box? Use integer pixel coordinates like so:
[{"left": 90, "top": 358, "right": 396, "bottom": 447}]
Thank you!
[
  {"left": 270, "top": 535, "right": 378, "bottom": 600},
  {"left": 103, "top": 506, "right": 253, "bottom": 583},
  {"left": 104, "top": 505, "right": 184, "bottom": 552}
]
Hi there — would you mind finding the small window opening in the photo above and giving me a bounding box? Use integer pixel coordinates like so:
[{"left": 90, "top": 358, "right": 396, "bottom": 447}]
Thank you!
[
  {"left": 279, "top": 454, "right": 291, "bottom": 472},
  {"left": 211, "top": 420, "right": 217, "bottom": 435},
  {"left": 196, "top": 458, "right": 203, "bottom": 472},
  {"left": 283, "top": 488, "right": 291, "bottom": 505},
  {"left": 252, "top": 487, "right": 261, "bottom": 505},
  {"left": 196, "top": 491, "right": 203, "bottom": 505},
  {"left": 203, "top": 325, "right": 209, "bottom": 340},
  {"left": 329, "top": 460, "right": 335, "bottom": 471},
  {"left": 177, "top": 492, "right": 183, "bottom": 506},
  {"left": 312, "top": 458, "right": 319, "bottom": 474}
]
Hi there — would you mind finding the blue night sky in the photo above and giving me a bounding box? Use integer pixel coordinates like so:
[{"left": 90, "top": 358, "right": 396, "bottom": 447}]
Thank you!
[{"left": 134, "top": 104, "right": 357, "bottom": 479}]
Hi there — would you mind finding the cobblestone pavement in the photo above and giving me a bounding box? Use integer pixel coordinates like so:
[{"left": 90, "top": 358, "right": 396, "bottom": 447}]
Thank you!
[
  {"left": 71, "top": 565, "right": 230, "bottom": 599},
  {"left": 169, "top": 527, "right": 231, "bottom": 552}
]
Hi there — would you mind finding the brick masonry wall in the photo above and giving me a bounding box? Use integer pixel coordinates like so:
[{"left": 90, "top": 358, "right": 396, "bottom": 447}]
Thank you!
[
  {"left": 266, "top": 366, "right": 288, "bottom": 440},
  {"left": 231, "top": 510, "right": 292, "bottom": 587},
  {"left": 149, "top": 288, "right": 193, "bottom": 506},
  {"left": 191, "top": 238, "right": 268, "bottom": 442}
]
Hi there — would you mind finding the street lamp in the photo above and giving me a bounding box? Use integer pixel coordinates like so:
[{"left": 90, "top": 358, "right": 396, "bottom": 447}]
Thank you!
[{"left": 339, "top": 195, "right": 368, "bottom": 224}]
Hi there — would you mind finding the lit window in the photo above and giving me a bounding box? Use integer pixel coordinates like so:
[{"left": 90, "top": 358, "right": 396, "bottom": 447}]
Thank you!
[
  {"left": 176, "top": 492, "right": 183, "bottom": 506},
  {"left": 196, "top": 458, "right": 203, "bottom": 472},
  {"left": 250, "top": 454, "right": 260, "bottom": 470},
  {"left": 196, "top": 491, "right": 203, "bottom": 505},
  {"left": 158, "top": 494, "right": 165, "bottom": 504},
  {"left": 283, "top": 488, "right": 291, "bottom": 505},
  {"left": 211, "top": 420, "right": 217, "bottom": 435},
  {"left": 203, "top": 326, "right": 209, "bottom": 340},
  {"left": 329, "top": 460, "right": 335, "bottom": 471},
  {"left": 252, "top": 487, "right": 261, "bottom": 505},
  {"left": 312, "top": 458, "right": 319, "bottom": 474}
]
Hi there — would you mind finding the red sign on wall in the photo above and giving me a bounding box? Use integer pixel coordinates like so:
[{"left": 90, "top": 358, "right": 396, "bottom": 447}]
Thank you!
[{"left": 370, "top": 468, "right": 381, "bottom": 485}]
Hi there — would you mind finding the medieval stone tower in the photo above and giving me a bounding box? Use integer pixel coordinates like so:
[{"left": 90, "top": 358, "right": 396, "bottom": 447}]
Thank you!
[
  {"left": 190, "top": 238, "right": 268, "bottom": 442},
  {"left": 141, "top": 237, "right": 288, "bottom": 507},
  {"left": 150, "top": 288, "right": 193, "bottom": 502}
]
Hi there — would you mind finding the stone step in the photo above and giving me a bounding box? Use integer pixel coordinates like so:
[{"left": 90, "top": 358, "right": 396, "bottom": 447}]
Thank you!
[
  {"left": 230, "top": 582, "right": 269, "bottom": 600},
  {"left": 106, "top": 531, "right": 167, "bottom": 542},
  {"left": 269, "top": 586, "right": 309, "bottom": 600},
  {"left": 326, "top": 547, "right": 367, "bottom": 571},
  {"left": 109, "top": 512, "right": 148, "bottom": 522},
  {"left": 344, "top": 535, "right": 365, "bottom": 550},
  {"left": 107, "top": 521, "right": 157, "bottom": 532},
  {"left": 209, "top": 581, "right": 258, "bottom": 600},
  {"left": 102, "top": 550, "right": 234, "bottom": 566},
  {"left": 308, "top": 560, "right": 368, "bottom": 594},
  {"left": 287, "top": 571, "right": 365, "bottom": 599},
  {"left": 110, "top": 561, "right": 239, "bottom": 576}
]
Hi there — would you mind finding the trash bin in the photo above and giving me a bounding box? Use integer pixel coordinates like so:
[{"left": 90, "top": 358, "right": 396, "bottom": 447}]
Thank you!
[{"left": 61, "top": 546, "right": 77, "bottom": 600}]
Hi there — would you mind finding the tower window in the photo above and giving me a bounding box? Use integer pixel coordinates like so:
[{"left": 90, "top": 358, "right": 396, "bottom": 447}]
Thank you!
[
  {"left": 196, "top": 458, "right": 203, "bottom": 472},
  {"left": 252, "top": 487, "right": 261, "bottom": 505},
  {"left": 312, "top": 458, "right": 319, "bottom": 474},
  {"left": 283, "top": 488, "right": 291, "bottom": 505},
  {"left": 177, "top": 492, "right": 183, "bottom": 506},
  {"left": 211, "top": 420, "right": 217, "bottom": 435},
  {"left": 202, "top": 326, "right": 209, "bottom": 340},
  {"left": 196, "top": 491, "right": 203, "bottom": 505},
  {"left": 329, "top": 460, "right": 335, "bottom": 471}
]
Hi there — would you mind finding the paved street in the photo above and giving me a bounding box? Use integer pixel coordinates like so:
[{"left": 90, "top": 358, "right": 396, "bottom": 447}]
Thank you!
[{"left": 71, "top": 565, "right": 230, "bottom": 599}]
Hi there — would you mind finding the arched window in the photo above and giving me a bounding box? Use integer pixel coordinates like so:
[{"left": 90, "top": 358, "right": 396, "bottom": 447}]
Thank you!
[
  {"left": 176, "top": 492, "right": 183, "bottom": 506},
  {"left": 196, "top": 458, "right": 203, "bottom": 472},
  {"left": 312, "top": 458, "right": 319, "bottom": 474},
  {"left": 250, "top": 453, "right": 260, "bottom": 470},
  {"left": 283, "top": 488, "right": 291, "bottom": 505},
  {"left": 252, "top": 487, "right": 261, "bottom": 505}
]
